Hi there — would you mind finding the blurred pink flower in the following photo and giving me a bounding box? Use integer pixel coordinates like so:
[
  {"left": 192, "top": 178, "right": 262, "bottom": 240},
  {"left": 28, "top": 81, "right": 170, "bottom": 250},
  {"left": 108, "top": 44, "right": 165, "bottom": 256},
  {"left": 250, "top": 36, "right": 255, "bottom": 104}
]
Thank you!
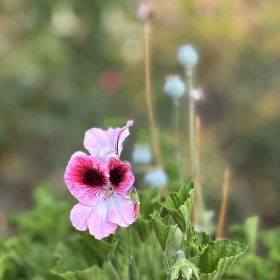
[
  {"left": 65, "top": 154, "right": 137, "bottom": 239},
  {"left": 99, "top": 69, "right": 123, "bottom": 94},
  {"left": 84, "top": 120, "right": 133, "bottom": 162}
]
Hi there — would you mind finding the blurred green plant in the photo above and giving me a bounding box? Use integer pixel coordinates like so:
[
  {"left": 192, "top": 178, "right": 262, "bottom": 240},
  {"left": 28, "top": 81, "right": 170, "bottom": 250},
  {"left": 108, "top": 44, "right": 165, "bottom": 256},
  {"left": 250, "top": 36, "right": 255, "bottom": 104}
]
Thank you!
[{"left": 0, "top": 183, "right": 255, "bottom": 280}]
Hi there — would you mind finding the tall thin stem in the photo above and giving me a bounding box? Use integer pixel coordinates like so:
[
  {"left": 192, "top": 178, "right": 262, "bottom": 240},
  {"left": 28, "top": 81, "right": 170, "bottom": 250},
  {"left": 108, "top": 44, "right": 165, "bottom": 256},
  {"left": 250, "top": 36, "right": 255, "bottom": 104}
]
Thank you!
[
  {"left": 143, "top": 23, "right": 163, "bottom": 168},
  {"left": 127, "top": 227, "right": 139, "bottom": 280},
  {"left": 174, "top": 99, "right": 184, "bottom": 186},
  {"left": 192, "top": 117, "right": 200, "bottom": 226},
  {"left": 186, "top": 69, "right": 196, "bottom": 179},
  {"left": 216, "top": 170, "right": 230, "bottom": 238}
]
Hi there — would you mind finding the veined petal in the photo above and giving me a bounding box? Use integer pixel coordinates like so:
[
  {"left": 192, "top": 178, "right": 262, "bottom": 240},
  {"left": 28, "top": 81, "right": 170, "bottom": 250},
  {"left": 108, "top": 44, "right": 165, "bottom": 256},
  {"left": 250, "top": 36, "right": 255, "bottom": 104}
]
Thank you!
[
  {"left": 107, "top": 193, "right": 136, "bottom": 227},
  {"left": 65, "top": 155, "right": 108, "bottom": 206},
  {"left": 87, "top": 199, "right": 118, "bottom": 240},
  {"left": 84, "top": 120, "right": 133, "bottom": 160},
  {"left": 70, "top": 203, "right": 92, "bottom": 231},
  {"left": 108, "top": 158, "right": 134, "bottom": 197},
  {"left": 107, "top": 120, "right": 133, "bottom": 157}
]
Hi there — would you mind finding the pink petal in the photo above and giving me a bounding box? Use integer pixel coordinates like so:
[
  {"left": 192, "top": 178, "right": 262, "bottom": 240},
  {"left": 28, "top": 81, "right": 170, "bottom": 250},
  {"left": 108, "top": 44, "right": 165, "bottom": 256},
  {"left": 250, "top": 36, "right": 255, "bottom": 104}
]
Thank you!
[
  {"left": 70, "top": 203, "right": 92, "bottom": 231},
  {"left": 108, "top": 158, "right": 135, "bottom": 197},
  {"left": 84, "top": 128, "right": 115, "bottom": 158},
  {"left": 65, "top": 155, "right": 108, "bottom": 206},
  {"left": 70, "top": 151, "right": 87, "bottom": 161},
  {"left": 107, "top": 193, "right": 136, "bottom": 227},
  {"left": 107, "top": 120, "right": 133, "bottom": 157},
  {"left": 87, "top": 199, "right": 118, "bottom": 240},
  {"left": 83, "top": 120, "right": 133, "bottom": 161}
]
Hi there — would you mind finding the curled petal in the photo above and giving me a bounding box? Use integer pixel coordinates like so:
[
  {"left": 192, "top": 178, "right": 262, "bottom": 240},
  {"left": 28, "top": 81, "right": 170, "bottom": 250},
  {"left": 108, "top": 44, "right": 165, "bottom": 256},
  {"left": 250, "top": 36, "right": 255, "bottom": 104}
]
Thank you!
[
  {"left": 108, "top": 120, "right": 133, "bottom": 157},
  {"left": 84, "top": 120, "right": 133, "bottom": 160},
  {"left": 87, "top": 199, "right": 118, "bottom": 240},
  {"left": 70, "top": 203, "right": 92, "bottom": 231},
  {"left": 108, "top": 158, "right": 135, "bottom": 197},
  {"left": 107, "top": 193, "right": 136, "bottom": 227},
  {"left": 65, "top": 155, "right": 108, "bottom": 206},
  {"left": 70, "top": 151, "right": 87, "bottom": 161}
]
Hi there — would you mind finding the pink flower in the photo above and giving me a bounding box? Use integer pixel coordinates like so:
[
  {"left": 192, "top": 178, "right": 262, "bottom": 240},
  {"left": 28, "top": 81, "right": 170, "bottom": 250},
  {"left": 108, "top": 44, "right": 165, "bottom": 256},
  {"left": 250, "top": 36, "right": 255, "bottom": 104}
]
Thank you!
[
  {"left": 65, "top": 154, "right": 137, "bottom": 240},
  {"left": 84, "top": 120, "right": 133, "bottom": 162}
]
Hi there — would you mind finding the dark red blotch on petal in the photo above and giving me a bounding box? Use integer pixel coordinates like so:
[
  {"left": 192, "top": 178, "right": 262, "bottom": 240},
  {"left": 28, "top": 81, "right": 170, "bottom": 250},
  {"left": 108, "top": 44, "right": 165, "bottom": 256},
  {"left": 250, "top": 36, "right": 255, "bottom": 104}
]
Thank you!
[
  {"left": 109, "top": 165, "right": 127, "bottom": 187},
  {"left": 82, "top": 166, "right": 106, "bottom": 187},
  {"left": 71, "top": 157, "right": 106, "bottom": 188}
]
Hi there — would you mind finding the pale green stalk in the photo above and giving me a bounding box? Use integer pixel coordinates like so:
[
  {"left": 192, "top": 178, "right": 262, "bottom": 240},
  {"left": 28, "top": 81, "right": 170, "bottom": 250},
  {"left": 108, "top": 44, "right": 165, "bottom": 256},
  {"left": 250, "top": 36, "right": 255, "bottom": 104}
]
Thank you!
[
  {"left": 174, "top": 98, "right": 184, "bottom": 186},
  {"left": 127, "top": 227, "right": 139, "bottom": 280},
  {"left": 186, "top": 69, "right": 196, "bottom": 179},
  {"left": 185, "top": 69, "right": 205, "bottom": 228}
]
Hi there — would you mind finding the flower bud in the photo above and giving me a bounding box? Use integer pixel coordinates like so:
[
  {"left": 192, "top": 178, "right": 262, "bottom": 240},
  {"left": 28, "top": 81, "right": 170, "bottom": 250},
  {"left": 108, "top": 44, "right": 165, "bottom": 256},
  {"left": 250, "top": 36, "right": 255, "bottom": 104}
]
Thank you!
[
  {"left": 136, "top": 1, "right": 159, "bottom": 22},
  {"left": 177, "top": 45, "right": 198, "bottom": 69},
  {"left": 132, "top": 144, "right": 152, "bottom": 165},
  {"left": 144, "top": 168, "right": 168, "bottom": 188},
  {"left": 164, "top": 75, "right": 186, "bottom": 100}
]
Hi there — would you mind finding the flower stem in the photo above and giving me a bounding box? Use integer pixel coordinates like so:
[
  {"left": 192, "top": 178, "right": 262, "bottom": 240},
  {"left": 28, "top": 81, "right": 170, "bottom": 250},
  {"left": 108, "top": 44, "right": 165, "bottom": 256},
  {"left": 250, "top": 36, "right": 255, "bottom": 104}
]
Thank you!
[
  {"left": 127, "top": 227, "right": 139, "bottom": 280},
  {"left": 143, "top": 23, "right": 163, "bottom": 168},
  {"left": 174, "top": 99, "right": 184, "bottom": 186},
  {"left": 186, "top": 69, "right": 196, "bottom": 179},
  {"left": 216, "top": 170, "right": 230, "bottom": 238}
]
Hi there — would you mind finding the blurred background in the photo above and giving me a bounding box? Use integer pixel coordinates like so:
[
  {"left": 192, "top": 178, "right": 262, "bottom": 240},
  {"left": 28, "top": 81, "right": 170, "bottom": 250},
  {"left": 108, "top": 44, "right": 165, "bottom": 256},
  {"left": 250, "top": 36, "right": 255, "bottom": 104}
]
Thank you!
[{"left": 0, "top": 0, "right": 279, "bottom": 232}]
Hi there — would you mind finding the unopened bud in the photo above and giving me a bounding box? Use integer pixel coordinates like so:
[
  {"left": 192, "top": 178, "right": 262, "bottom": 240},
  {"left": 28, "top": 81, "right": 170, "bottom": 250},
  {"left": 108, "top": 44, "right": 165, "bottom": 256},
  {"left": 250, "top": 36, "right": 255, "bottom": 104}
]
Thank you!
[
  {"left": 132, "top": 144, "right": 152, "bottom": 165},
  {"left": 177, "top": 45, "right": 199, "bottom": 69},
  {"left": 144, "top": 168, "right": 168, "bottom": 188},
  {"left": 136, "top": 1, "right": 160, "bottom": 22},
  {"left": 164, "top": 75, "right": 186, "bottom": 100}
]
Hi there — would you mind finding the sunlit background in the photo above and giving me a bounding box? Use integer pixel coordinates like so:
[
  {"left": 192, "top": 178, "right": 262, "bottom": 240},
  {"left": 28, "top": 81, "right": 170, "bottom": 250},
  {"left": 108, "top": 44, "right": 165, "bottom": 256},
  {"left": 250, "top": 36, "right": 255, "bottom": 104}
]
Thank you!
[{"left": 1, "top": 0, "right": 280, "bottom": 232}]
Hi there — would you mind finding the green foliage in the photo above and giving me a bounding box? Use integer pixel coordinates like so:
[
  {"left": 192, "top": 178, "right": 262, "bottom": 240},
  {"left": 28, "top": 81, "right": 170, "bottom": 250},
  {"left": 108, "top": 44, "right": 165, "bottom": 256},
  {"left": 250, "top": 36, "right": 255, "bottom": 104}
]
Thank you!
[
  {"left": 224, "top": 217, "right": 280, "bottom": 280},
  {"left": 151, "top": 183, "right": 247, "bottom": 280},
  {"left": 199, "top": 239, "right": 247, "bottom": 280},
  {"left": 2, "top": 183, "right": 280, "bottom": 280},
  {"left": 150, "top": 211, "right": 178, "bottom": 251},
  {"left": 162, "top": 182, "right": 194, "bottom": 233},
  {"left": 51, "top": 263, "right": 120, "bottom": 280}
]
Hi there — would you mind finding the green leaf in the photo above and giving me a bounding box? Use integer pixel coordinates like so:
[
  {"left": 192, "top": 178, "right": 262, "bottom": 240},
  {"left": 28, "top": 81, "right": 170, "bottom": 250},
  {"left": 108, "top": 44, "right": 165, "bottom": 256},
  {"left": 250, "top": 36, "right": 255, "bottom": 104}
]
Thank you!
[
  {"left": 261, "top": 227, "right": 280, "bottom": 263},
  {"left": 162, "top": 182, "right": 194, "bottom": 233},
  {"left": 81, "top": 232, "right": 118, "bottom": 262},
  {"left": 54, "top": 236, "right": 101, "bottom": 273},
  {"left": 230, "top": 216, "right": 259, "bottom": 252},
  {"left": 150, "top": 211, "right": 178, "bottom": 251},
  {"left": 138, "top": 187, "right": 162, "bottom": 219},
  {"left": 51, "top": 262, "right": 120, "bottom": 280},
  {"left": 187, "top": 228, "right": 210, "bottom": 257},
  {"left": 199, "top": 239, "right": 247, "bottom": 280},
  {"left": 8, "top": 183, "right": 72, "bottom": 243},
  {"left": 133, "top": 187, "right": 162, "bottom": 241},
  {"left": 133, "top": 217, "right": 153, "bottom": 241}
]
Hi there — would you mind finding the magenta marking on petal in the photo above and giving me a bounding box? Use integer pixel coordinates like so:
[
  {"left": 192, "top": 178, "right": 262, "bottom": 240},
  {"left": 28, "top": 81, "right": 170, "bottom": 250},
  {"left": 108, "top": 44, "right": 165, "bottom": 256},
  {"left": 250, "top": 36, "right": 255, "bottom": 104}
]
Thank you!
[
  {"left": 109, "top": 165, "right": 127, "bottom": 187},
  {"left": 107, "top": 158, "right": 135, "bottom": 197},
  {"left": 65, "top": 155, "right": 108, "bottom": 205},
  {"left": 82, "top": 166, "right": 106, "bottom": 187}
]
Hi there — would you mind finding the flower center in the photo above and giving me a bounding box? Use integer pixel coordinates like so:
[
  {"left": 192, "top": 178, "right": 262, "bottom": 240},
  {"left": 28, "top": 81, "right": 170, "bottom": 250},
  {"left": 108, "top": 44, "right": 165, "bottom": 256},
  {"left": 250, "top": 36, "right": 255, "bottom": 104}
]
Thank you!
[{"left": 103, "top": 183, "right": 114, "bottom": 200}]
